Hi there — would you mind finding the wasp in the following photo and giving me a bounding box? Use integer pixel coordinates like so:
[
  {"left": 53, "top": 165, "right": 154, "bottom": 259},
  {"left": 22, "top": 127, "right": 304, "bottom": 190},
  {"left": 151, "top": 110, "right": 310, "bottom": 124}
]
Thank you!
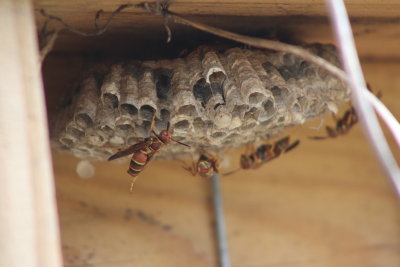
[
  {"left": 224, "top": 136, "right": 300, "bottom": 175},
  {"left": 183, "top": 152, "right": 219, "bottom": 178},
  {"left": 108, "top": 117, "right": 190, "bottom": 191},
  {"left": 309, "top": 84, "right": 381, "bottom": 140},
  {"left": 308, "top": 106, "right": 358, "bottom": 140}
]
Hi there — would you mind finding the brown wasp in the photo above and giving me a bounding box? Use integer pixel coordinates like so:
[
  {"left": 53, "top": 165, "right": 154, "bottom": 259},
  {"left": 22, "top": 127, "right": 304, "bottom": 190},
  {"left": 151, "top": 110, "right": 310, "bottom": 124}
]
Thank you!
[
  {"left": 308, "top": 106, "right": 358, "bottom": 140},
  {"left": 182, "top": 152, "right": 219, "bottom": 178},
  {"left": 108, "top": 117, "right": 190, "bottom": 191},
  {"left": 224, "top": 136, "right": 300, "bottom": 175},
  {"left": 309, "top": 84, "right": 381, "bottom": 140}
]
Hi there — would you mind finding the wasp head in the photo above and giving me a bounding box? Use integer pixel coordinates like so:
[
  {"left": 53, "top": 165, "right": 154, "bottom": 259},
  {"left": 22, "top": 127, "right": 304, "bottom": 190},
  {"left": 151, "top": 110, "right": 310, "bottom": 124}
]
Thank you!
[
  {"left": 158, "top": 129, "right": 173, "bottom": 144},
  {"left": 240, "top": 154, "right": 253, "bottom": 169},
  {"left": 155, "top": 126, "right": 190, "bottom": 147}
]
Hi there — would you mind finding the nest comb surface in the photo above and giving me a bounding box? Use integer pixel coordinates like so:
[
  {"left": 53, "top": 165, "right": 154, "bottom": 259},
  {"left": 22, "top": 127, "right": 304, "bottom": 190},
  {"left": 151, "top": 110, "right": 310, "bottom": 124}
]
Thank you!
[{"left": 51, "top": 43, "right": 349, "bottom": 161}]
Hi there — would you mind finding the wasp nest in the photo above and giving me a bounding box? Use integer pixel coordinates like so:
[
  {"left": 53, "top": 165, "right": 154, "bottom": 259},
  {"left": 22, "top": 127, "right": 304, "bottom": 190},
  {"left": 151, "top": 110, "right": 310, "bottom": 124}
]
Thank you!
[{"left": 51, "top": 43, "right": 349, "bottom": 160}]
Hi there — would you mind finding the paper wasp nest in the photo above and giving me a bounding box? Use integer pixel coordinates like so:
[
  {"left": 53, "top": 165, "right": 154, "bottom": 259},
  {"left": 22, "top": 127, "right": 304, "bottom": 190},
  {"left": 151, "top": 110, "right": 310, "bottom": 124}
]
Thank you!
[{"left": 51, "top": 43, "right": 349, "bottom": 160}]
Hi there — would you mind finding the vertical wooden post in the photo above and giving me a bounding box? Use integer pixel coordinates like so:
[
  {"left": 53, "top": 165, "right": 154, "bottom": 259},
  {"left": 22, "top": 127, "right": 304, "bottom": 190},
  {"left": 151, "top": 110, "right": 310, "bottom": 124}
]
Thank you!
[{"left": 0, "top": 0, "right": 62, "bottom": 267}]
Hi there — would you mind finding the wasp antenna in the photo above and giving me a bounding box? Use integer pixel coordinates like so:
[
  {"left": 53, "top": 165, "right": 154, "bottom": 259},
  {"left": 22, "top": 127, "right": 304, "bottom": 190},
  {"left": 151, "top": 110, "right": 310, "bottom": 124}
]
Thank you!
[
  {"left": 171, "top": 137, "right": 190, "bottom": 147},
  {"left": 176, "top": 140, "right": 190, "bottom": 147}
]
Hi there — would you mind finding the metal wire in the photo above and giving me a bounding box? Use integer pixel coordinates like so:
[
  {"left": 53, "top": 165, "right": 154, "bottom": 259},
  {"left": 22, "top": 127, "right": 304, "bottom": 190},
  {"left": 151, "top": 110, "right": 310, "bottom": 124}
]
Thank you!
[
  {"left": 211, "top": 173, "right": 231, "bottom": 267},
  {"left": 326, "top": 0, "right": 400, "bottom": 195}
]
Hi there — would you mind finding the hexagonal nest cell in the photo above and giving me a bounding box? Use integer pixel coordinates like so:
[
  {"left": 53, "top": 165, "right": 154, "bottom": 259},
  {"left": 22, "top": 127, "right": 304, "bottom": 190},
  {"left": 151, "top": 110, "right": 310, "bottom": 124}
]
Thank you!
[{"left": 50, "top": 43, "right": 350, "bottom": 160}]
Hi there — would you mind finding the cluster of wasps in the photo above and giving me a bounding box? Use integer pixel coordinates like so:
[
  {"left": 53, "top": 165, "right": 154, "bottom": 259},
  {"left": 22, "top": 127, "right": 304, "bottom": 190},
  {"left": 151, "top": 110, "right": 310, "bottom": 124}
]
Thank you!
[{"left": 109, "top": 101, "right": 362, "bottom": 192}]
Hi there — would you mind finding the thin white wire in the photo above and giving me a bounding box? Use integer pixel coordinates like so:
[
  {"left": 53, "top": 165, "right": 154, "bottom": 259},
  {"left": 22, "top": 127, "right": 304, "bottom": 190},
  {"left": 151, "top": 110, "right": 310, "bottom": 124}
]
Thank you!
[
  {"left": 326, "top": 0, "right": 400, "bottom": 196},
  {"left": 363, "top": 89, "right": 400, "bottom": 148}
]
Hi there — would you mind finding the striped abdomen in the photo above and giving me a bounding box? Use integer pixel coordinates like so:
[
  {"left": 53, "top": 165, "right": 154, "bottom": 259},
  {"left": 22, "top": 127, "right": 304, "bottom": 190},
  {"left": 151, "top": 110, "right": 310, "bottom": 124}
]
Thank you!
[
  {"left": 127, "top": 140, "right": 163, "bottom": 176},
  {"left": 127, "top": 151, "right": 148, "bottom": 176}
]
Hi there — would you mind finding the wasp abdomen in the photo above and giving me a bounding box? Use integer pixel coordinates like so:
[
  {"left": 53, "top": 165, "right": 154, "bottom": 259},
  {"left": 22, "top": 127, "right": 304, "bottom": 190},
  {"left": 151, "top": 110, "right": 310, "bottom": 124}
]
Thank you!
[{"left": 128, "top": 152, "right": 147, "bottom": 176}]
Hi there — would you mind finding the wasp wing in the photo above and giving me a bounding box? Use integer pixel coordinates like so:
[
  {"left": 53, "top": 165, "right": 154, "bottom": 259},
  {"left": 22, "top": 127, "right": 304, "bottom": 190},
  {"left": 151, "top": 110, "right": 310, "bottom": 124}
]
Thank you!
[
  {"left": 273, "top": 136, "right": 289, "bottom": 156},
  {"left": 108, "top": 141, "right": 150, "bottom": 161}
]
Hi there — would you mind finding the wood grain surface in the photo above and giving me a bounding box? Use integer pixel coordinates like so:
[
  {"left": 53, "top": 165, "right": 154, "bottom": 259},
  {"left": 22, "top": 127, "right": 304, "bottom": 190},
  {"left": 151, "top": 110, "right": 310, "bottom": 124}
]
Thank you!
[
  {"left": 53, "top": 61, "right": 400, "bottom": 267},
  {"left": 0, "top": 1, "right": 62, "bottom": 267},
  {"left": 34, "top": 1, "right": 400, "bottom": 59},
  {"left": 34, "top": 0, "right": 400, "bottom": 18}
]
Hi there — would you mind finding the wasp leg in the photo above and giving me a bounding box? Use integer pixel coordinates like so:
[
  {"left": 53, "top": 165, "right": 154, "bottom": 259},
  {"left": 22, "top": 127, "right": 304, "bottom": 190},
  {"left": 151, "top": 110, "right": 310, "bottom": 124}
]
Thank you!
[
  {"left": 129, "top": 176, "right": 139, "bottom": 193},
  {"left": 284, "top": 140, "right": 300, "bottom": 153}
]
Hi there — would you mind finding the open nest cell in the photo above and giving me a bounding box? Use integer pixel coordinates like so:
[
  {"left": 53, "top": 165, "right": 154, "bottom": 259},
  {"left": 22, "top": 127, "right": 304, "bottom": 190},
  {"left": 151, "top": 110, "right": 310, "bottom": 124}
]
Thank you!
[{"left": 51, "top": 43, "right": 349, "bottom": 160}]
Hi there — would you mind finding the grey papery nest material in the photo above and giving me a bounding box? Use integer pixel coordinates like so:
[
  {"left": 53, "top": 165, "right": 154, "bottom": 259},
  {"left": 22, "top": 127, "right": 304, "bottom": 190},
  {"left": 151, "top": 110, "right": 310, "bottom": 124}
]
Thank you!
[{"left": 51, "top": 43, "right": 349, "bottom": 160}]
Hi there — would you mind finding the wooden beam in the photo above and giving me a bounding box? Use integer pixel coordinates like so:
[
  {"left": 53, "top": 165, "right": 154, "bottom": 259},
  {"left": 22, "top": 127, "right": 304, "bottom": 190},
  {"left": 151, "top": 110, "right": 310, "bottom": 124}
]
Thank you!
[
  {"left": 0, "top": 0, "right": 62, "bottom": 267},
  {"left": 52, "top": 60, "right": 400, "bottom": 266}
]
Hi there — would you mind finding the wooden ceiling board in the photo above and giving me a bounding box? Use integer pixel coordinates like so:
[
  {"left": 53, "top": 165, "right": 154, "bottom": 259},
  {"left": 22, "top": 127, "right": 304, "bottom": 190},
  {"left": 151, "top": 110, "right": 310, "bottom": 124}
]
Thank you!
[
  {"left": 34, "top": 1, "right": 400, "bottom": 59},
  {"left": 37, "top": 1, "right": 400, "bottom": 266}
]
